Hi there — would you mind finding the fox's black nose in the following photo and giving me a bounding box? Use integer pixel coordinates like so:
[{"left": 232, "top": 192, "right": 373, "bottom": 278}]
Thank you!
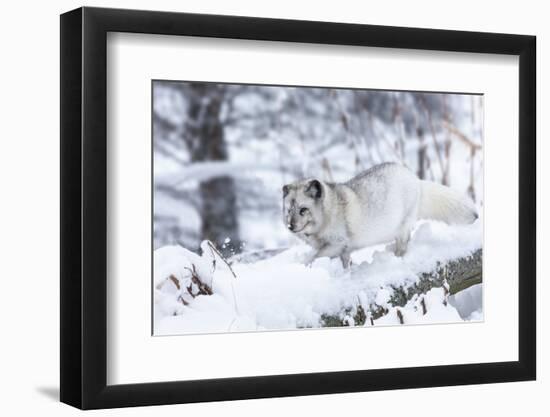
[{"left": 287, "top": 223, "right": 295, "bottom": 232}]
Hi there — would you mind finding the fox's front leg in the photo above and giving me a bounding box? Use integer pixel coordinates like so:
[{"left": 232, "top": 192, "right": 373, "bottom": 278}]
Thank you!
[
  {"left": 305, "top": 243, "right": 348, "bottom": 267},
  {"left": 339, "top": 249, "right": 352, "bottom": 268},
  {"left": 304, "top": 246, "right": 325, "bottom": 266},
  {"left": 394, "top": 227, "right": 412, "bottom": 257}
]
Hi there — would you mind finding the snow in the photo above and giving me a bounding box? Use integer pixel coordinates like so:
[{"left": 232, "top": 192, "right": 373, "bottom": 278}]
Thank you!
[
  {"left": 154, "top": 218, "right": 483, "bottom": 335},
  {"left": 449, "top": 283, "right": 483, "bottom": 320},
  {"left": 153, "top": 243, "right": 216, "bottom": 319},
  {"left": 374, "top": 287, "right": 463, "bottom": 326}
]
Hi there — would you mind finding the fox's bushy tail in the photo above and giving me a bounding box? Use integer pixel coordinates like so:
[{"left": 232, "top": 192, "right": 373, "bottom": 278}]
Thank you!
[{"left": 418, "top": 180, "right": 478, "bottom": 225}]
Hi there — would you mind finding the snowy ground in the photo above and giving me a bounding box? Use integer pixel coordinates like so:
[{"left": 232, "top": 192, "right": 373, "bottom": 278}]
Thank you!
[{"left": 153, "top": 218, "right": 483, "bottom": 336}]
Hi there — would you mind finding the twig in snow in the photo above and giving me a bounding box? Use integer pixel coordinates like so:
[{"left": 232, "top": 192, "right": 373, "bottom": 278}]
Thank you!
[
  {"left": 177, "top": 295, "right": 189, "bottom": 306},
  {"left": 168, "top": 275, "right": 181, "bottom": 290},
  {"left": 442, "top": 268, "right": 450, "bottom": 306},
  {"left": 420, "top": 297, "right": 427, "bottom": 315},
  {"left": 205, "top": 240, "right": 240, "bottom": 315},
  {"left": 206, "top": 240, "right": 237, "bottom": 279},
  {"left": 396, "top": 309, "right": 404, "bottom": 325},
  {"left": 183, "top": 265, "right": 213, "bottom": 296},
  {"left": 366, "top": 310, "right": 374, "bottom": 326}
]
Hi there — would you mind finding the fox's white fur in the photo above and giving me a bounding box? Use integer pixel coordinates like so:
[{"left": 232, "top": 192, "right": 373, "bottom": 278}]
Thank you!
[{"left": 282, "top": 162, "right": 478, "bottom": 266}]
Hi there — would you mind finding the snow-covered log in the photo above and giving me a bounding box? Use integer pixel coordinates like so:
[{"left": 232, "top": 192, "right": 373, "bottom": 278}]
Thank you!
[{"left": 321, "top": 248, "right": 482, "bottom": 327}]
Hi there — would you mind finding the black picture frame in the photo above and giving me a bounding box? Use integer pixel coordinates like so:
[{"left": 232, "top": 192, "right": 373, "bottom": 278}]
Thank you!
[{"left": 60, "top": 6, "right": 536, "bottom": 410}]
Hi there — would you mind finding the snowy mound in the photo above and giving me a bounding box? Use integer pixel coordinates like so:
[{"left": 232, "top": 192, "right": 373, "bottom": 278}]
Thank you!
[{"left": 154, "top": 219, "right": 483, "bottom": 335}]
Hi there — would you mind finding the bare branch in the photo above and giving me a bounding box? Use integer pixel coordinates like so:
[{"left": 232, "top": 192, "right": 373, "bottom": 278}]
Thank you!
[
  {"left": 205, "top": 240, "right": 237, "bottom": 279},
  {"left": 443, "top": 120, "right": 482, "bottom": 150}
]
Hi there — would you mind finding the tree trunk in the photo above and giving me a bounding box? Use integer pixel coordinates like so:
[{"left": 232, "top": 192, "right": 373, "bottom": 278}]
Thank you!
[
  {"left": 417, "top": 126, "right": 426, "bottom": 180},
  {"left": 185, "top": 83, "right": 240, "bottom": 256}
]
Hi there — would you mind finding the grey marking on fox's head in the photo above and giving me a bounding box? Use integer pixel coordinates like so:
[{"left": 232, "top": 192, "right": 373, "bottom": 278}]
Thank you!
[{"left": 282, "top": 179, "right": 326, "bottom": 235}]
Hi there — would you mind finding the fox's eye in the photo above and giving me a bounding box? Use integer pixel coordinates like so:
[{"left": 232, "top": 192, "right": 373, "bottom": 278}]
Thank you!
[{"left": 299, "top": 207, "right": 308, "bottom": 216}]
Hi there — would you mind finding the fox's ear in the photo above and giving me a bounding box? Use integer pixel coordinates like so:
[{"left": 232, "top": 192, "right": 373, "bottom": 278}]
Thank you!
[
  {"left": 282, "top": 185, "right": 290, "bottom": 198},
  {"left": 305, "top": 179, "right": 323, "bottom": 200}
]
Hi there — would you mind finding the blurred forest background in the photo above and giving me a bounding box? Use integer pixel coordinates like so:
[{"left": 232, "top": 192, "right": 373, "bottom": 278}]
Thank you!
[{"left": 153, "top": 81, "right": 483, "bottom": 256}]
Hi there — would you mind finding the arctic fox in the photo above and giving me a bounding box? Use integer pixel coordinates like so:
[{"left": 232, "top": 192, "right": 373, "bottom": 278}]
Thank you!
[{"left": 282, "top": 162, "right": 478, "bottom": 266}]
